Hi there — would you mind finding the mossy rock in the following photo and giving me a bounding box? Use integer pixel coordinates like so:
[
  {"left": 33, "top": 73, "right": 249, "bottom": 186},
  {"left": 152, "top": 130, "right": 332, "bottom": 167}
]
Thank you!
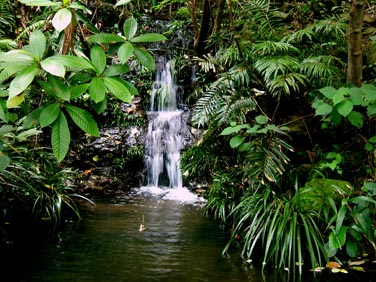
[{"left": 293, "top": 179, "right": 353, "bottom": 212}]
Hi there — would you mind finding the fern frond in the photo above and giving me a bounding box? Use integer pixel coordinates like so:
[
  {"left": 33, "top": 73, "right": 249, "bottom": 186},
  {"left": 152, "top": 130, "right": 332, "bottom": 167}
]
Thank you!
[
  {"left": 16, "top": 21, "right": 45, "bottom": 41},
  {"left": 310, "top": 19, "right": 348, "bottom": 41},
  {"left": 299, "top": 56, "right": 341, "bottom": 85},
  {"left": 266, "top": 73, "right": 308, "bottom": 96},
  {"left": 220, "top": 64, "right": 251, "bottom": 88},
  {"left": 193, "top": 54, "right": 222, "bottom": 73},
  {"left": 254, "top": 56, "right": 300, "bottom": 80},
  {"left": 251, "top": 41, "right": 298, "bottom": 57},
  {"left": 191, "top": 88, "right": 227, "bottom": 128},
  {"left": 281, "top": 28, "right": 315, "bottom": 44},
  {"left": 215, "top": 46, "right": 242, "bottom": 66},
  {"left": 217, "top": 96, "right": 258, "bottom": 125}
]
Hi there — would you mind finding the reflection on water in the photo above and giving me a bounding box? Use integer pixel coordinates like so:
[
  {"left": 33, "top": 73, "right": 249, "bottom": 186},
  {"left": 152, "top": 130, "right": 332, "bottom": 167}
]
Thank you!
[{"left": 20, "top": 191, "right": 262, "bottom": 282}]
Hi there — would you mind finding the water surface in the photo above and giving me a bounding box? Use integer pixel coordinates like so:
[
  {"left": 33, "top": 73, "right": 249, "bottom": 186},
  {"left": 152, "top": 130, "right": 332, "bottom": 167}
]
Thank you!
[{"left": 20, "top": 190, "right": 261, "bottom": 282}]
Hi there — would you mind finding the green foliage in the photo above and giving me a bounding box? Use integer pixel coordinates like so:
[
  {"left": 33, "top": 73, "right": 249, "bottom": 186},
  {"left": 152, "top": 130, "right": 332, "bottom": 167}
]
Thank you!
[
  {"left": 0, "top": 4, "right": 166, "bottom": 162},
  {"left": 224, "top": 187, "right": 328, "bottom": 275},
  {"left": 312, "top": 84, "right": 376, "bottom": 128}
]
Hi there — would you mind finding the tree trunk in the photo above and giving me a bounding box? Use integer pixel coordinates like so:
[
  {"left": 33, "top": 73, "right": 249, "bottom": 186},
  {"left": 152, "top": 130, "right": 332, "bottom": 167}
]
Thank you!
[
  {"left": 194, "top": 0, "right": 212, "bottom": 56},
  {"left": 212, "top": 0, "right": 226, "bottom": 35},
  {"left": 347, "top": 0, "right": 366, "bottom": 86}
]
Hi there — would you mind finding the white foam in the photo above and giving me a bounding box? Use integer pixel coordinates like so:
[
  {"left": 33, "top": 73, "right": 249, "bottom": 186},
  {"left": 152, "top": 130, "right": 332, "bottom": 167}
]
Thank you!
[{"left": 136, "top": 186, "right": 206, "bottom": 204}]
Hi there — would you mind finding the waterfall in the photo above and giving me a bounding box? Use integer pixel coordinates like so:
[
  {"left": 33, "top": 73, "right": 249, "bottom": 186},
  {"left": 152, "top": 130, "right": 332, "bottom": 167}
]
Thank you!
[{"left": 144, "top": 58, "right": 184, "bottom": 188}]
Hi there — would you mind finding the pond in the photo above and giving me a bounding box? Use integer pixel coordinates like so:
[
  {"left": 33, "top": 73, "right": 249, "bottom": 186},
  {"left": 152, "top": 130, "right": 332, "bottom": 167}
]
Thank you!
[{"left": 17, "top": 188, "right": 262, "bottom": 282}]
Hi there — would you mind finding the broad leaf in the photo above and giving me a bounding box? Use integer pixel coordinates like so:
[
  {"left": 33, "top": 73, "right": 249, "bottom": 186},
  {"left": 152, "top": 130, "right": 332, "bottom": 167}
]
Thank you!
[
  {"left": 52, "top": 8, "right": 72, "bottom": 32},
  {"left": 0, "top": 63, "right": 30, "bottom": 83},
  {"left": 0, "top": 49, "right": 34, "bottom": 63},
  {"left": 115, "top": 0, "right": 131, "bottom": 7},
  {"left": 87, "top": 33, "right": 125, "bottom": 44},
  {"left": 29, "top": 30, "right": 46, "bottom": 60},
  {"left": 122, "top": 80, "right": 139, "bottom": 96},
  {"left": 23, "top": 107, "right": 43, "bottom": 129},
  {"left": 39, "top": 74, "right": 70, "bottom": 101},
  {"left": 349, "top": 87, "right": 365, "bottom": 106},
  {"left": 0, "top": 154, "right": 10, "bottom": 172},
  {"left": 123, "top": 17, "right": 138, "bottom": 40},
  {"left": 69, "top": 1, "right": 91, "bottom": 13},
  {"left": 70, "top": 83, "right": 89, "bottom": 99},
  {"left": 131, "top": 33, "right": 167, "bottom": 43},
  {"left": 65, "top": 104, "right": 100, "bottom": 137},
  {"left": 255, "top": 115, "right": 268, "bottom": 124},
  {"left": 0, "top": 99, "right": 8, "bottom": 122},
  {"left": 336, "top": 100, "right": 353, "bottom": 117},
  {"left": 41, "top": 57, "right": 66, "bottom": 77},
  {"left": 348, "top": 111, "right": 363, "bottom": 128},
  {"left": 118, "top": 42, "right": 134, "bottom": 64},
  {"left": 93, "top": 97, "right": 107, "bottom": 114},
  {"left": 89, "top": 77, "right": 106, "bottom": 103},
  {"left": 313, "top": 100, "right": 332, "bottom": 115},
  {"left": 40, "top": 103, "right": 60, "bottom": 128},
  {"left": 9, "top": 64, "right": 38, "bottom": 98},
  {"left": 55, "top": 55, "right": 94, "bottom": 70},
  {"left": 18, "top": 0, "right": 60, "bottom": 6},
  {"left": 319, "top": 86, "right": 337, "bottom": 99},
  {"left": 230, "top": 136, "right": 244, "bottom": 148},
  {"left": 103, "top": 77, "right": 132, "bottom": 103},
  {"left": 332, "top": 92, "right": 344, "bottom": 106},
  {"left": 220, "top": 124, "right": 249, "bottom": 135},
  {"left": 51, "top": 112, "right": 70, "bottom": 162},
  {"left": 90, "top": 46, "right": 106, "bottom": 74},
  {"left": 102, "top": 64, "right": 130, "bottom": 76},
  {"left": 133, "top": 47, "right": 155, "bottom": 71}
]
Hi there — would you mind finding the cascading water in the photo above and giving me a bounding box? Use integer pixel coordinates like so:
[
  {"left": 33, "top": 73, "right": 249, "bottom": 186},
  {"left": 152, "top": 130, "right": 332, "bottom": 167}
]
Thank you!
[{"left": 145, "top": 58, "right": 183, "bottom": 189}]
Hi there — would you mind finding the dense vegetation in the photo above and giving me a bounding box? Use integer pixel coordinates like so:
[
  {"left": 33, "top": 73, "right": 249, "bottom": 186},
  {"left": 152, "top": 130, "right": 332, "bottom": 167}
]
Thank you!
[{"left": 0, "top": 0, "right": 375, "bottom": 278}]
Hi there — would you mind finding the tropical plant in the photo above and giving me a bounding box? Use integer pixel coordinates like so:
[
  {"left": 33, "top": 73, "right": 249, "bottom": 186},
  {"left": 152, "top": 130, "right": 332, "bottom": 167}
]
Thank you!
[
  {"left": 0, "top": 9, "right": 166, "bottom": 162},
  {"left": 224, "top": 186, "right": 328, "bottom": 276}
]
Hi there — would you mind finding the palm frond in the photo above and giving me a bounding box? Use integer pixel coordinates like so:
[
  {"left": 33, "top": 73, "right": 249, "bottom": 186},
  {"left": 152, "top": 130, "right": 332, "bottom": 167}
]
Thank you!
[
  {"left": 251, "top": 41, "right": 299, "bottom": 57},
  {"left": 310, "top": 19, "right": 348, "bottom": 42},
  {"left": 193, "top": 54, "right": 223, "bottom": 73},
  {"left": 299, "top": 56, "right": 342, "bottom": 85},
  {"left": 217, "top": 96, "right": 258, "bottom": 125},
  {"left": 281, "top": 28, "right": 315, "bottom": 44},
  {"left": 220, "top": 63, "right": 251, "bottom": 87},
  {"left": 266, "top": 72, "right": 308, "bottom": 96},
  {"left": 254, "top": 56, "right": 300, "bottom": 80}
]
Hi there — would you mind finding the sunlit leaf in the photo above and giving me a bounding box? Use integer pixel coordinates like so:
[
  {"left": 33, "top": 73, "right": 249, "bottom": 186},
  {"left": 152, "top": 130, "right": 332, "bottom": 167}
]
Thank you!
[
  {"left": 123, "top": 16, "right": 137, "bottom": 40},
  {"left": 336, "top": 100, "right": 353, "bottom": 117},
  {"left": 9, "top": 64, "right": 38, "bottom": 98},
  {"left": 118, "top": 42, "right": 134, "bottom": 64},
  {"left": 89, "top": 77, "right": 106, "bottom": 103},
  {"left": 115, "top": 0, "right": 131, "bottom": 7},
  {"left": 52, "top": 8, "right": 72, "bottom": 32},
  {"left": 103, "top": 77, "right": 132, "bottom": 103},
  {"left": 41, "top": 57, "right": 66, "bottom": 77},
  {"left": 29, "top": 30, "right": 46, "bottom": 60},
  {"left": 230, "top": 136, "right": 244, "bottom": 148},
  {"left": 131, "top": 33, "right": 167, "bottom": 43}
]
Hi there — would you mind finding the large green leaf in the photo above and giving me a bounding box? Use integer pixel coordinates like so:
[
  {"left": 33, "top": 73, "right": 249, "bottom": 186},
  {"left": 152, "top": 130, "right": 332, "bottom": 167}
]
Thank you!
[
  {"left": 55, "top": 55, "right": 94, "bottom": 70},
  {"left": 29, "top": 30, "right": 46, "bottom": 60},
  {"left": 51, "top": 112, "right": 71, "bottom": 162},
  {"left": 312, "top": 100, "right": 332, "bottom": 115},
  {"left": 89, "top": 77, "right": 106, "bottom": 103},
  {"left": 348, "top": 111, "right": 363, "bottom": 128},
  {"left": 65, "top": 104, "right": 100, "bottom": 137},
  {"left": 90, "top": 46, "right": 106, "bottom": 74},
  {"left": 9, "top": 64, "right": 38, "bottom": 98},
  {"left": 102, "top": 64, "right": 130, "bottom": 77},
  {"left": 103, "top": 77, "right": 132, "bottom": 103},
  {"left": 0, "top": 99, "right": 8, "bottom": 122},
  {"left": 131, "top": 33, "right": 167, "bottom": 43},
  {"left": 70, "top": 83, "right": 89, "bottom": 99},
  {"left": 133, "top": 47, "right": 155, "bottom": 71},
  {"left": 0, "top": 49, "right": 34, "bottom": 63},
  {"left": 39, "top": 74, "right": 70, "bottom": 101},
  {"left": 40, "top": 103, "right": 60, "bottom": 128},
  {"left": 19, "top": 0, "right": 60, "bottom": 6},
  {"left": 41, "top": 57, "right": 66, "bottom": 77},
  {"left": 87, "top": 33, "right": 125, "bottom": 44},
  {"left": 0, "top": 154, "right": 10, "bottom": 172},
  {"left": 319, "top": 86, "right": 337, "bottom": 99},
  {"left": 0, "top": 62, "right": 30, "bottom": 83},
  {"left": 7, "top": 94, "right": 24, "bottom": 108},
  {"left": 122, "top": 80, "right": 139, "bottom": 96},
  {"left": 336, "top": 100, "right": 353, "bottom": 117},
  {"left": 230, "top": 136, "right": 244, "bottom": 148},
  {"left": 118, "top": 42, "right": 134, "bottom": 64},
  {"left": 52, "top": 8, "right": 72, "bottom": 32},
  {"left": 123, "top": 17, "right": 138, "bottom": 40}
]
